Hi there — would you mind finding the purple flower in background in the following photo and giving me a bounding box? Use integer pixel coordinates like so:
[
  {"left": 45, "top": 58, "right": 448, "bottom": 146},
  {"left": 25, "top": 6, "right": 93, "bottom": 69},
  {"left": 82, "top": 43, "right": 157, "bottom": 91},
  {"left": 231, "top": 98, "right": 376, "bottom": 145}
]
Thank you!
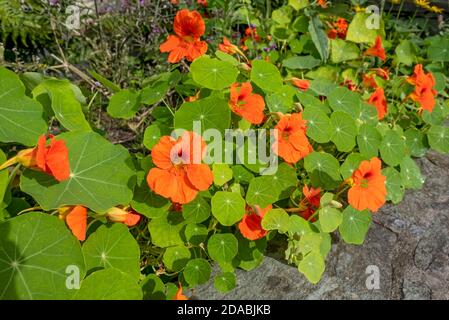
[{"left": 49, "top": 0, "right": 58, "bottom": 6}]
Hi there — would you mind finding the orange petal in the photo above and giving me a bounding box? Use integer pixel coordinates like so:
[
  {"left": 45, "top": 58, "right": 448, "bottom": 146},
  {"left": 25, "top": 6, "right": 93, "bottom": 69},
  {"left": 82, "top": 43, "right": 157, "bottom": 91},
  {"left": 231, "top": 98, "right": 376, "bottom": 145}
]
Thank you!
[
  {"left": 46, "top": 138, "right": 71, "bottom": 182},
  {"left": 35, "top": 135, "right": 47, "bottom": 171},
  {"left": 124, "top": 212, "right": 141, "bottom": 227},
  {"left": 151, "top": 136, "right": 176, "bottom": 169},
  {"left": 186, "top": 164, "right": 213, "bottom": 191},
  {"left": 66, "top": 206, "right": 87, "bottom": 241},
  {"left": 160, "top": 35, "right": 181, "bottom": 53}
]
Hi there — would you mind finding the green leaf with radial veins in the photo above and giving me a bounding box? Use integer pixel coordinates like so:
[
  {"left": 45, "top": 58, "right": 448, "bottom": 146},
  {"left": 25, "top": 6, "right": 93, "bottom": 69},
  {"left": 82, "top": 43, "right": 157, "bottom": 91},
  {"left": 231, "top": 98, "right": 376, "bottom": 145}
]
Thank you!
[
  {"left": 318, "top": 206, "right": 342, "bottom": 233},
  {"left": 250, "top": 60, "right": 283, "bottom": 92},
  {"left": 346, "top": 13, "right": 379, "bottom": 44},
  {"left": 298, "top": 252, "right": 325, "bottom": 284},
  {"left": 304, "top": 152, "right": 341, "bottom": 190},
  {"left": 0, "top": 67, "right": 47, "bottom": 146},
  {"left": 148, "top": 212, "right": 185, "bottom": 248},
  {"left": 379, "top": 130, "right": 406, "bottom": 166},
  {"left": 339, "top": 206, "right": 372, "bottom": 245},
  {"left": 303, "top": 105, "right": 333, "bottom": 143},
  {"left": 357, "top": 124, "right": 382, "bottom": 158},
  {"left": 190, "top": 56, "right": 239, "bottom": 90},
  {"left": 174, "top": 96, "right": 231, "bottom": 135},
  {"left": 400, "top": 157, "right": 424, "bottom": 190},
  {"left": 0, "top": 150, "right": 7, "bottom": 205},
  {"left": 404, "top": 128, "right": 428, "bottom": 157},
  {"left": 427, "top": 125, "right": 449, "bottom": 154},
  {"left": 246, "top": 176, "right": 281, "bottom": 208},
  {"left": 74, "top": 268, "right": 142, "bottom": 300},
  {"left": 282, "top": 55, "right": 321, "bottom": 69},
  {"left": 183, "top": 258, "right": 211, "bottom": 287},
  {"left": 0, "top": 213, "right": 86, "bottom": 300},
  {"left": 327, "top": 87, "right": 362, "bottom": 119},
  {"left": 20, "top": 131, "right": 135, "bottom": 212},
  {"left": 107, "top": 89, "right": 141, "bottom": 120},
  {"left": 163, "top": 245, "right": 191, "bottom": 272},
  {"left": 330, "top": 111, "right": 358, "bottom": 152},
  {"left": 214, "top": 272, "right": 236, "bottom": 293},
  {"left": 382, "top": 167, "right": 404, "bottom": 204},
  {"left": 33, "top": 79, "right": 91, "bottom": 131},
  {"left": 308, "top": 15, "right": 329, "bottom": 62},
  {"left": 211, "top": 191, "right": 246, "bottom": 226},
  {"left": 82, "top": 223, "right": 140, "bottom": 280},
  {"left": 331, "top": 39, "right": 360, "bottom": 63},
  {"left": 261, "top": 208, "right": 290, "bottom": 233},
  {"left": 207, "top": 233, "right": 238, "bottom": 263}
]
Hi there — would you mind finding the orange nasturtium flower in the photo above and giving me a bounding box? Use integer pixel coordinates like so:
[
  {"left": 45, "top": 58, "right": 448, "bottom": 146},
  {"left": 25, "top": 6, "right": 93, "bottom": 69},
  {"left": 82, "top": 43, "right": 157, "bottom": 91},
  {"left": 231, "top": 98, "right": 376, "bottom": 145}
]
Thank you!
[
  {"left": 228, "top": 82, "right": 266, "bottom": 125},
  {"left": 364, "top": 36, "right": 386, "bottom": 61},
  {"left": 218, "top": 37, "right": 240, "bottom": 55},
  {"left": 347, "top": 157, "right": 387, "bottom": 212},
  {"left": 291, "top": 78, "right": 310, "bottom": 91},
  {"left": 59, "top": 206, "right": 88, "bottom": 241},
  {"left": 298, "top": 185, "right": 321, "bottom": 221},
  {"left": 238, "top": 205, "right": 272, "bottom": 241},
  {"left": 407, "top": 64, "right": 437, "bottom": 113},
  {"left": 367, "top": 87, "right": 388, "bottom": 120},
  {"left": 197, "top": 0, "right": 208, "bottom": 7},
  {"left": 317, "top": 0, "right": 327, "bottom": 8},
  {"left": 106, "top": 207, "right": 141, "bottom": 227},
  {"left": 0, "top": 134, "right": 70, "bottom": 182},
  {"left": 363, "top": 74, "right": 378, "bottom": 89},
  {"left": 272, "top": 113, "right": 313, "bottom": 164},
  {"left": 328, "top": 18, "right": 348, "bottom": 39},
  {"left": 173, "top": 283, "right": 188, "bottom": 300},
  {"left": 147, "top": 131, "right": 213, "bottom": 204},
  {"left": 159, "top": 9, "right": 208, "bottom": 63}
]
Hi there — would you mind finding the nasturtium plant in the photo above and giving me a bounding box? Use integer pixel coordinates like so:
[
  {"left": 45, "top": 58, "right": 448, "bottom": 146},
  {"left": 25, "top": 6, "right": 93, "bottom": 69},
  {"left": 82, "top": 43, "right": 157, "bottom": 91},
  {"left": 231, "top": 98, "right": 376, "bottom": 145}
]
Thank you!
[{"left": 0, "top": 0, "right": 448, "bottom": 300}]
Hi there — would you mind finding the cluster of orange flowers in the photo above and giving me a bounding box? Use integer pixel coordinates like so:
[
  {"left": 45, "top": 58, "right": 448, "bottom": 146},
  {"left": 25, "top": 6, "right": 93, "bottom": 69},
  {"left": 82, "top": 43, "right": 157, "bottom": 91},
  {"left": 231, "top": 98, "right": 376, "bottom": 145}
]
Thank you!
[{"left": 407, "top": 64, "right": 438, "bottom": 113}]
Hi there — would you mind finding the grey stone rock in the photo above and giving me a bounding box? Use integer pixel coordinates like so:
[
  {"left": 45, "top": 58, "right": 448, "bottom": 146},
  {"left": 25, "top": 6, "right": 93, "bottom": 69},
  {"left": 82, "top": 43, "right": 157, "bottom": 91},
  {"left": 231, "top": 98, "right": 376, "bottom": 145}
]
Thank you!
[{"left": 193, "top": 152, "right": 449, "bottom": 300}]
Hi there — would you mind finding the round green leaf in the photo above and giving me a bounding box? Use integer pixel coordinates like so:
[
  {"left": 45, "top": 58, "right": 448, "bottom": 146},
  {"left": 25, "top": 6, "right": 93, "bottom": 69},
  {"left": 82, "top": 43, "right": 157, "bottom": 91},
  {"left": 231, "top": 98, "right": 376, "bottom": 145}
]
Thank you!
[
  {"left": 246, "top": 176, "right": 280, "bottom": 208},
  {"left": 395, "top": 40, "right": 417, "bottom": 66},
  {"left": 330, "top": 111, "right": 358, "bottom": 152},
  {"left": 298, "top": 252, "right": 325, "bottom": 284},
  {"left": 346, "top": 13, "right": 380, "bottom": 44},
  {"left": 82, "top": 223, "right": 140, "bottom": 280},
  {"left": 231, "top": 165, "right": 254, "bottom": 184},
  {"left": 213, "top": 164, "right": 233, "bottom": 186},
  {"left": 261, "top": 208, "right": 289, "bottom": 234},
  {"left": 148, "top": 212, "right": 185, "bottom": 248},
  {"left": 184, "top": 223, "right": 208, "bottom": 245},
  {"left": 250, "top": 60, "right": 283, "bottom": 92},
  {"left": 400, "top": 157, "right": 424, "bottom": 190},
  {"left": 207, "top": 233, "right": 238, "bottom": 263},
  {"left": 339, "top": 206, "right": 372, "bottom": 245},
  {"left": 141, "top": 274, "right": 166, "bottom": 300},
  {"left": 298, "top": 232, "right": 322, "bottom": 254},
  {"left": 174, "top": 96, "right": 231, "bottom": 135},
  {"left": 427, "top": 125, "right": 449, "bottom": 154},
  {"left": 327, "top": 87, "right": 361, "bottom": 119},
  {"left": 140, "top": 82, "right": 169, "bottom": 105},
  {"left": 304, "top": 152, "right": 341, "bottom": 190},
  {"left": 107, "top": 89, "right": 141, "bottom": 119},
  {"left": 318, "top": 207, "right": 342, "bottom": 233},
  {"left": 0, "top": 213, "right": 85, "bottom": 299},
  {"left": 379, "top": 130, "right": 406, "bottom": 166},
  {"left": 382, "top": 167, "right": 404, "bottom": 204},
  {"left": 404, "top": 129, "right": 428, "bottom": 157},
  {"left": 288, "top": 215, "right": 314, "bottom": 237},
  {"left": 0, "top": 67, "right": 47, "bottom": 146},
  {"left": 190, "top": 57, "right": 238, "bottom": 90},
  {"left": 20, "top": 131, "right": 136, "bottom": 212},
  {"left": 183, "top": 258, "right": 211, "bottom": 287},
  {"left": 214, "top": 272, "right": 236, "bottom": 293},
  {"left": 211, "top": 191, "right": 245, "bottom": 226},
  {"left": 357, "top": 124, "right": 381, "bottom": 158},
  {"left": 182, "top": 196, "right": 210, "bottom": 223},
  {"left": 75, "top": 268, "right": 142, "bottom": 300},
  {"left": 303, "top": 105, "right": 333, "bottom": 143},
  {"left": 163, "top": 246, "right": 191, "bottom": 272},
  {"left": 331, "top": 39, "right": 360, "bottom": 63}
]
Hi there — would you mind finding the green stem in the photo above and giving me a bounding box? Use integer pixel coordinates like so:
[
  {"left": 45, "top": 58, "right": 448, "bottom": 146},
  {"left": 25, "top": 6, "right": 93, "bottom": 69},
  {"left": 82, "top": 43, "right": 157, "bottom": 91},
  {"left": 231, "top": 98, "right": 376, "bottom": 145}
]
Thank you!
[{"left": 7, "top": 164, "right": 21, "bottom": 187}]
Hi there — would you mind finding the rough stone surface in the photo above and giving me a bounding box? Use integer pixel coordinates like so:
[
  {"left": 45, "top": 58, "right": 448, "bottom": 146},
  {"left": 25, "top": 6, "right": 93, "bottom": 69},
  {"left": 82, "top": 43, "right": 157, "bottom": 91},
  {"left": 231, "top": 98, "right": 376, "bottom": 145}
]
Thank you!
[{"left": 192, "top": 152, "right": 449, "bottom": 300}]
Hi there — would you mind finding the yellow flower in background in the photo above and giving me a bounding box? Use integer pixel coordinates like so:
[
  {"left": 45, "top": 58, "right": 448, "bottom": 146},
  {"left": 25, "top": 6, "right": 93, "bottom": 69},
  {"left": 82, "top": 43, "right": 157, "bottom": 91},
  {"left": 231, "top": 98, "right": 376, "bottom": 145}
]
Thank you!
[
  {"left": 390, "top": 0, "right": 401, "bottom": 4},
  {"left": 353, "top": 5, "right": 365, "bottom": 12},
  {"left": 414, "top": 0, "right": 430, "bottom": 7},
  {"left": 429, "top": 5, "right": 444, "bottom": 13}
]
